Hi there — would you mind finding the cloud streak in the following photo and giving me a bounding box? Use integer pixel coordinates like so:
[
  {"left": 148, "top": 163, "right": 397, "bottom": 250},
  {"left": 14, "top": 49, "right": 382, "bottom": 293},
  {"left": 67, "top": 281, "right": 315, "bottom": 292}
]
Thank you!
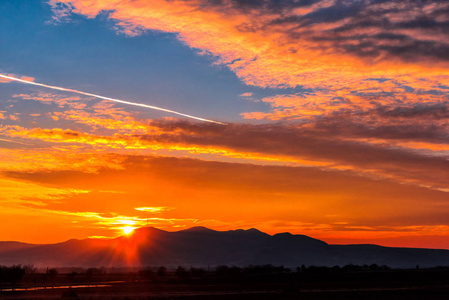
[
  {"left": 2, "top": 118, "right": 448, "bottom": 193},
  {"left": 0, "top": 73, "right": 225, "bottom": 125}
]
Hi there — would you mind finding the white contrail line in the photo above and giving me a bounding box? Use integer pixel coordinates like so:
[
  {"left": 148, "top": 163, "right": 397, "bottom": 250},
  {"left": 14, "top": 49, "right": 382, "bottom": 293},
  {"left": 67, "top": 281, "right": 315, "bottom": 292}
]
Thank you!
[{"left": 0, "top": 74, "right": 226, "bottom": 125}]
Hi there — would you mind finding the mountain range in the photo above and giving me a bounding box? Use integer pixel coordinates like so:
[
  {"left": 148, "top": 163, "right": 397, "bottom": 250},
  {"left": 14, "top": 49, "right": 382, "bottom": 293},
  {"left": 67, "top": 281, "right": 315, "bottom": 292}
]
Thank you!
[{"left": 1, "top": 226, "right": 449, "bottom": 268}]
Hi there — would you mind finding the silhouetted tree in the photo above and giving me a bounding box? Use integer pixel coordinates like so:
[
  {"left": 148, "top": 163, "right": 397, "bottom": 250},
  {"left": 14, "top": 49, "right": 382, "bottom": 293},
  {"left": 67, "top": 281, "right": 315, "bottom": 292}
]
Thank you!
[
  {"left": 25, "top": 265, "right": 38, "bottom": 288},
  {"left": 139, "top": 267, "right": 154, "bottom": 280},
  {"left": 0, "top": 265, "right": 27, "bottom": 291},
  {"left": 67, "top": 271, "right": 78, "bottom": 288},
  {"left": 0, "top": 266, "right": 6, "bottom": 290},
  {"left": 190, "top": 267, "right": 205, "bottom": 278},
  {"left": 342, "top": 264, "right": 362, "bottom": 272},
  {"left": 127, "top": 271, "right": 136, "bottom": 283},
  {"left": 43, "top": 268, "right": 48, "bottom": 289},
  {"left": 243, "top": 264, "right": 284, "bottom": 276},
  {"left": 306, "top": 266, "right": 331, "bottom": 274},
  {"left": 175, "top": 266, "right": 189, "bottom": 279},
  {"left": 330, "top": 265, "right": 340, "bottom": 273},
  {"left": 157, "top": 266, "right": 167, "bottom": 278},
  {"left": 86, "top": 267, "right": 103, "bottom": 282},
  {"left": 47, "top": 268, "right": 58, "bottom": 288},
  {"left": 216, "top": 265, "right": 241, "bottom": 277}
]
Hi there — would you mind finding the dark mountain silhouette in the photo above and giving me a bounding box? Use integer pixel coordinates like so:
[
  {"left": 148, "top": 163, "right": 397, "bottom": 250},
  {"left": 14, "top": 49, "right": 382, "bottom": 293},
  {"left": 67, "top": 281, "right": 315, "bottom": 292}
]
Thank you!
[
  {"left": 0, "top": 241, "right": 37, "bottom": 253},
  {"left": 1, "top": 226, "right": 449, "bottom": 268}
]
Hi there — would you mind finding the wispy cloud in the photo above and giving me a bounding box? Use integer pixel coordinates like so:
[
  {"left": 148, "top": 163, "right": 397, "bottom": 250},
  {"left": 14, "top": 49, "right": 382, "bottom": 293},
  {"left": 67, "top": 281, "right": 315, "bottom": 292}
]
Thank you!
[
  {"left": 47, "top": 0, "right": 449, "bottom": 133},
  {"left": 0, "top": 147, "right": 125, "bottom": 173},
  {"left": 2, "top": 115, "right": 448, "bottom": 192},
  {"left": 0, "top": 176, "right": 88, "bottom": 206},
  {"left": 239, "top": 92, "right": 253, "bottom": 98},
  {"left": 135, "top": 207, "right": 173, "bottom": 213},
  {"left": 0, "top": 73, "right": 225, "bottom": 124},
  {"left": 13, "top": 92, "right": 88, "bottom": 110},
  {"left": 48, "top": 1, "right": 449, "bottom": 86}
]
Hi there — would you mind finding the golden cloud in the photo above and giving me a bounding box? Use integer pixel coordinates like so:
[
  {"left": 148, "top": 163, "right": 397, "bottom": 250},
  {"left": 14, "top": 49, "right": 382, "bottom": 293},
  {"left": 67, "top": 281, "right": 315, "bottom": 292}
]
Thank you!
[{"left": 47, "top": 1, "right": 449, "bottom": 125}]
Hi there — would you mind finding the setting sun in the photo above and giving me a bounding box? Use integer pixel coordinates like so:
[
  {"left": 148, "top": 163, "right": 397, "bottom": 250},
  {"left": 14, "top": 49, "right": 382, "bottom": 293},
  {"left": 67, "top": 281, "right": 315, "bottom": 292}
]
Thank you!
[
  {"left": 0, "top": 0, "right": 449, "bottom": 253},
  {"left": 122, "top": 226, "right": 135, "bottom": 235}
]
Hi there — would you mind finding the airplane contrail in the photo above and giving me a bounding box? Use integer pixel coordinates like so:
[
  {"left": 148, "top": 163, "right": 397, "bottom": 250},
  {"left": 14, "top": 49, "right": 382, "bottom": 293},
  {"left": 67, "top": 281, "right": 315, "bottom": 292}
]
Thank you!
[{"left": 0, "top": 73, "right": 226, "bottom": 125}]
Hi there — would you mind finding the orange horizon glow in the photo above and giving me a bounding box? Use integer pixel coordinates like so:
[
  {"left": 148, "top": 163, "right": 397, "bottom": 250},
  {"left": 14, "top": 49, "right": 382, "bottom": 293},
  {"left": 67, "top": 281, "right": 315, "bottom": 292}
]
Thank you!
[{"left": 1, "top": 0, "right": 448, "bottom": 251}]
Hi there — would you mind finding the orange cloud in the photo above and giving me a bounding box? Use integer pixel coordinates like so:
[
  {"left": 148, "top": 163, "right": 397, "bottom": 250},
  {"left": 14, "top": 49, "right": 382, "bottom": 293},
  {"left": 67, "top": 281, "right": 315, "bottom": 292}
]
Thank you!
[
  {"left": 135, "top": 207, "right": 173, "bottom": 213},
  {"left": 243, "top": 77, "right": 449, "bottom": 121},
  {"left": 2, "top": 117, "right": 448, "bottom": 193},
  {"left": 9, "top": 114, "right": 19, "bottom": 121},
  {"left": 49, "top": 0, "right": 449, "bottom": 87},
  {"left": 0, "top": 176, "right": 88, "bottom": 206},
  {"left": 0, "top": 147, "right": 125, "bottom": 173},
  {"left": 53, "top": 108, "right": 154, "bottom": 134},
  {"left": 0, "top": 124, "right": 333, "bottom": 169},
  {"left": 47, "top": 0, "right": 449, "bottom": 127},
  {"left": 12, "top": 92, "right": 165, "bottom": 134}
]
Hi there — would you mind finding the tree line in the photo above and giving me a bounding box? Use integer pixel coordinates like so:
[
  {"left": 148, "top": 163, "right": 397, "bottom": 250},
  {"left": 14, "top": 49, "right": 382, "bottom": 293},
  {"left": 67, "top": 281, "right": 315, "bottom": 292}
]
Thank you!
[
  {"left": 138, "top": 263, "right": 393, "bottom": 280},
  {"left": 0, "top": 263, "right": 402, "bottom": 289},
  {"left": 0, "top": 265, "right": 60, "bottom": 290}
]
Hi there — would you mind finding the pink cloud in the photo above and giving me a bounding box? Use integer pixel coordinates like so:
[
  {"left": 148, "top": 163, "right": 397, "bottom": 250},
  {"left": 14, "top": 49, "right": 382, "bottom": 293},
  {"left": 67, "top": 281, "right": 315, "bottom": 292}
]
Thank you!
[
  {"left": 0, "top": 74, "right": 35, "bottom": 83},
  {"left": 13, "top": 92, "right": 87, "bottom": 109},
  {"left": 239, "top": 92, "right": 253, "bottom": 98},
  {"left": 48, "top": 1, "right": 449, "bottom": 123}
]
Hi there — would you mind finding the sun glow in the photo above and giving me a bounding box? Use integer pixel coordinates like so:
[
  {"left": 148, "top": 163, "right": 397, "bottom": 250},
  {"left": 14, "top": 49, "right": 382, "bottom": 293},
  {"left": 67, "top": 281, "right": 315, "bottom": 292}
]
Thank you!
[{"left": 122, "top": 226, "right": 135, "bottom": 235}]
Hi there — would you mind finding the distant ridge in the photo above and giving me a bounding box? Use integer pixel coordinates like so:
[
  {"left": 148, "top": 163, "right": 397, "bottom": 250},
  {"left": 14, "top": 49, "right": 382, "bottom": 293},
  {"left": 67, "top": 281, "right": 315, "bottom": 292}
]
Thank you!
[
  {"left": 179, "top": 226, "right": 217, "bottom": 233},
  {"left": 0, "top": 241, "right": 37, "bottom": 253},
  {"left": 1, "top": 226, "right": 449, "bottom": 268}
]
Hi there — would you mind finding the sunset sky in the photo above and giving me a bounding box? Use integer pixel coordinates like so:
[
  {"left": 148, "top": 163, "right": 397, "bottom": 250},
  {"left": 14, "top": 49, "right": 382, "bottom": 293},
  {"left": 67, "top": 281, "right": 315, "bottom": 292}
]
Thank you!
[{"left": 1, "top": 0, "right": 449, "bottom": 249}]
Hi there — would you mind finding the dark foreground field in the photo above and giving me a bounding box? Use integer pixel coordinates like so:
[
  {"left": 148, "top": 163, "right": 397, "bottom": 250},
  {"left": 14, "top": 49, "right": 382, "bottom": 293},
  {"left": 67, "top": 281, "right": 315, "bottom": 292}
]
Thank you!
[{"left": 1, "top": 267, "right": 449, "bottom": 299}]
